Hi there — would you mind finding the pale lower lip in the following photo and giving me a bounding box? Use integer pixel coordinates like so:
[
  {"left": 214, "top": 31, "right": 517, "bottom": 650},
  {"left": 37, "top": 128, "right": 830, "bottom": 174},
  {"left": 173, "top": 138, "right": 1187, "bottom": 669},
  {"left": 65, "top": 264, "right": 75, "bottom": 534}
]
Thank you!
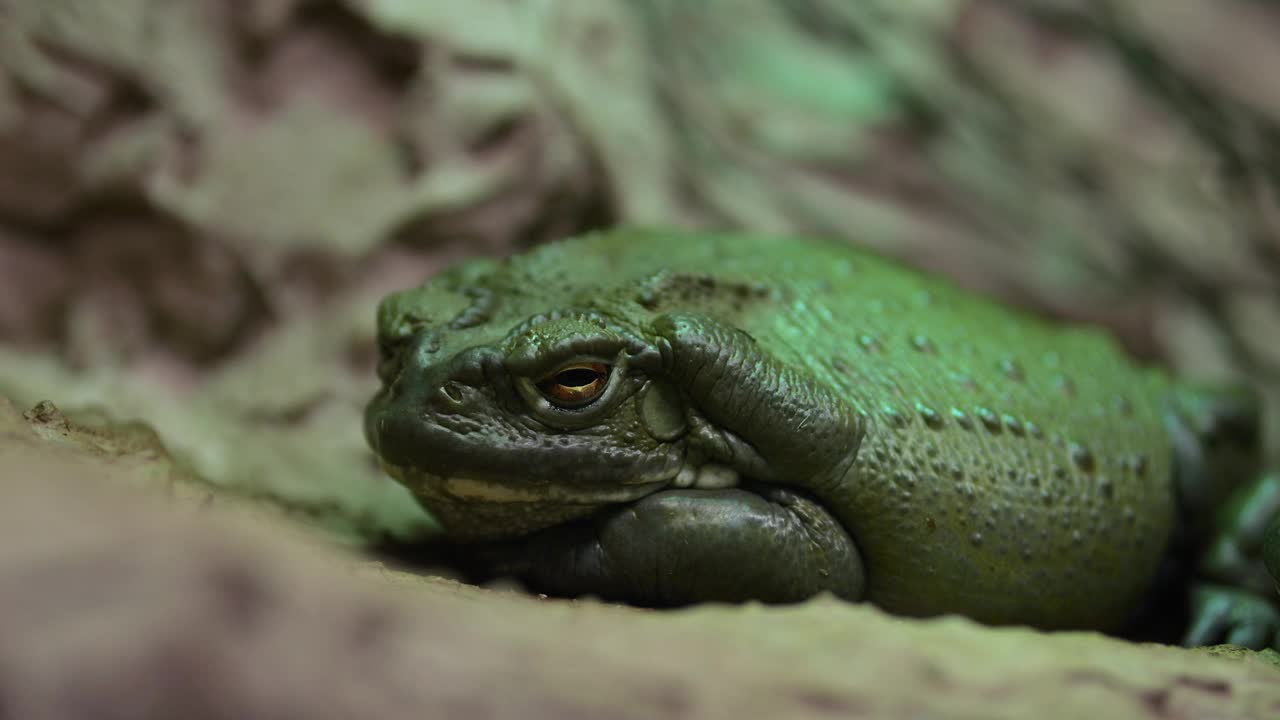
[
  {"left": 441, "top": 476, "right": 666, "bottom": 503},
  {"left": 378, "top": 461, "right": 670, "bottom": 504}
]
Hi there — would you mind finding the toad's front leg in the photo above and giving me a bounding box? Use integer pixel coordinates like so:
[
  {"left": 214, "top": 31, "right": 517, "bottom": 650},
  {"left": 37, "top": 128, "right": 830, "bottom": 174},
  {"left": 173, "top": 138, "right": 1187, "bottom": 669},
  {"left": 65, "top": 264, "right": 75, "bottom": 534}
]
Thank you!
[{"left": 444, "top": 486, "right": 865, "bottom": 607}]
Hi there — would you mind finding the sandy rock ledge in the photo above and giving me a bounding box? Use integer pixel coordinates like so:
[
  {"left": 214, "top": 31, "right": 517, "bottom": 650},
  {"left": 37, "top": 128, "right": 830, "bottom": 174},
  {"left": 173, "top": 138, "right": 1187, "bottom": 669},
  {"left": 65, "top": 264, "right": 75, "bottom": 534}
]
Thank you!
[{"left": 1, "top": 398, "right": 1278, "bottom": 719}]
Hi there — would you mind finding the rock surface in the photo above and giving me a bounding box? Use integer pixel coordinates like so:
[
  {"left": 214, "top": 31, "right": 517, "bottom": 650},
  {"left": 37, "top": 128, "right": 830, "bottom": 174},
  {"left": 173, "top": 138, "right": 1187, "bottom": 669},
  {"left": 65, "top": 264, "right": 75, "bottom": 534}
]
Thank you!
[{"left": 2, "top": 400, "right": 1279, "bottom": 719}]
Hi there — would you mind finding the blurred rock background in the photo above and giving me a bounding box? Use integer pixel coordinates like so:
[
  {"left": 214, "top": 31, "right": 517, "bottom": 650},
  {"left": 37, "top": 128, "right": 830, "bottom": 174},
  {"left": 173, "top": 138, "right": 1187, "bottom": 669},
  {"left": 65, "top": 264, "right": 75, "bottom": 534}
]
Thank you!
[{"left": 2, "top": 0, "right": 1280, "bottom": 541}]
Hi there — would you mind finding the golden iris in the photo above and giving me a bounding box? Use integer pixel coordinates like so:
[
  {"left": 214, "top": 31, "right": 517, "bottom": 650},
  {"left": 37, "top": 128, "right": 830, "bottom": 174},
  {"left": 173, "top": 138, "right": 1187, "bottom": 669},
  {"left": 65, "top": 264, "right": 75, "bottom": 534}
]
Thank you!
[{"left": 535, "top": 362, "right": 610, "bottom": 407}]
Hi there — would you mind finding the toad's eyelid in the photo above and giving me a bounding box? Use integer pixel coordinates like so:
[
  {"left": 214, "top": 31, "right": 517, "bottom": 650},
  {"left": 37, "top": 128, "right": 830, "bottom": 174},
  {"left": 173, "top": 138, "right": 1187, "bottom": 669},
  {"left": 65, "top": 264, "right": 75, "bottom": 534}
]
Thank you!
[
  {"left": 511, "top": 347, "right": 620, "bottom": 381},
  {"left": 542, "top": 362, "right": 609, "bottom": 382},
  {"left": 503, "top": 324, "right": 635, "bottom": 376}
]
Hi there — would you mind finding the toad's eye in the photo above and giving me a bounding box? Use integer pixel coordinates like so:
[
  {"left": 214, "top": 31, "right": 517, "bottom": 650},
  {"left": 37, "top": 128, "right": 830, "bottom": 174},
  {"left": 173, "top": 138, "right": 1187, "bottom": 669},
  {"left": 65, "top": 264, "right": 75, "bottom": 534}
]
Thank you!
[{"left": 535, "top": 362, "right": 610, "bottom": 408}]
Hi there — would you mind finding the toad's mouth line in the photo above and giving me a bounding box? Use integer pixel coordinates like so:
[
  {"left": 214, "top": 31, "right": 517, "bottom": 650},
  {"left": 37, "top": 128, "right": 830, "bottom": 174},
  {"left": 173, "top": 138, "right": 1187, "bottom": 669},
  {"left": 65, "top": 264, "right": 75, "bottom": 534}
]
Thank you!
[{"left": 378, "top": 460, "right": 742, "bottom": 505}]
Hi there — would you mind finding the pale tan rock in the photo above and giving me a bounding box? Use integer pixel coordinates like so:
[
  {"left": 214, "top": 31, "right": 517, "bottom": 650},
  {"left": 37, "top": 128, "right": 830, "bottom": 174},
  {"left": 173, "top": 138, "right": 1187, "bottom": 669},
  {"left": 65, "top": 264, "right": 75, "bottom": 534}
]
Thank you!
[{"left": 1, "top": 394, "right": 1279, "bottom": 719}]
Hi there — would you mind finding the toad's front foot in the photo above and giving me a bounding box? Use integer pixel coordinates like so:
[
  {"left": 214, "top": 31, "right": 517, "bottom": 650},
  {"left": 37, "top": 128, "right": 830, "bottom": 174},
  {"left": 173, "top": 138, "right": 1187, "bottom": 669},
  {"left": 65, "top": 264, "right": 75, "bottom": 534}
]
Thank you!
[{"left": 1184, "top": 584, "right": 1280, "bottom": 650}]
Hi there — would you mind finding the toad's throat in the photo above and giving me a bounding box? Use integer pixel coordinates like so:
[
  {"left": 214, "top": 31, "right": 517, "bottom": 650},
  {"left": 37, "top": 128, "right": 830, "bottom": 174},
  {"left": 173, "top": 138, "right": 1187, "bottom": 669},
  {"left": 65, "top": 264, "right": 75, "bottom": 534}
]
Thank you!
[{"left": 379, "top": 460, "right": 741, "bottom": 504}]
